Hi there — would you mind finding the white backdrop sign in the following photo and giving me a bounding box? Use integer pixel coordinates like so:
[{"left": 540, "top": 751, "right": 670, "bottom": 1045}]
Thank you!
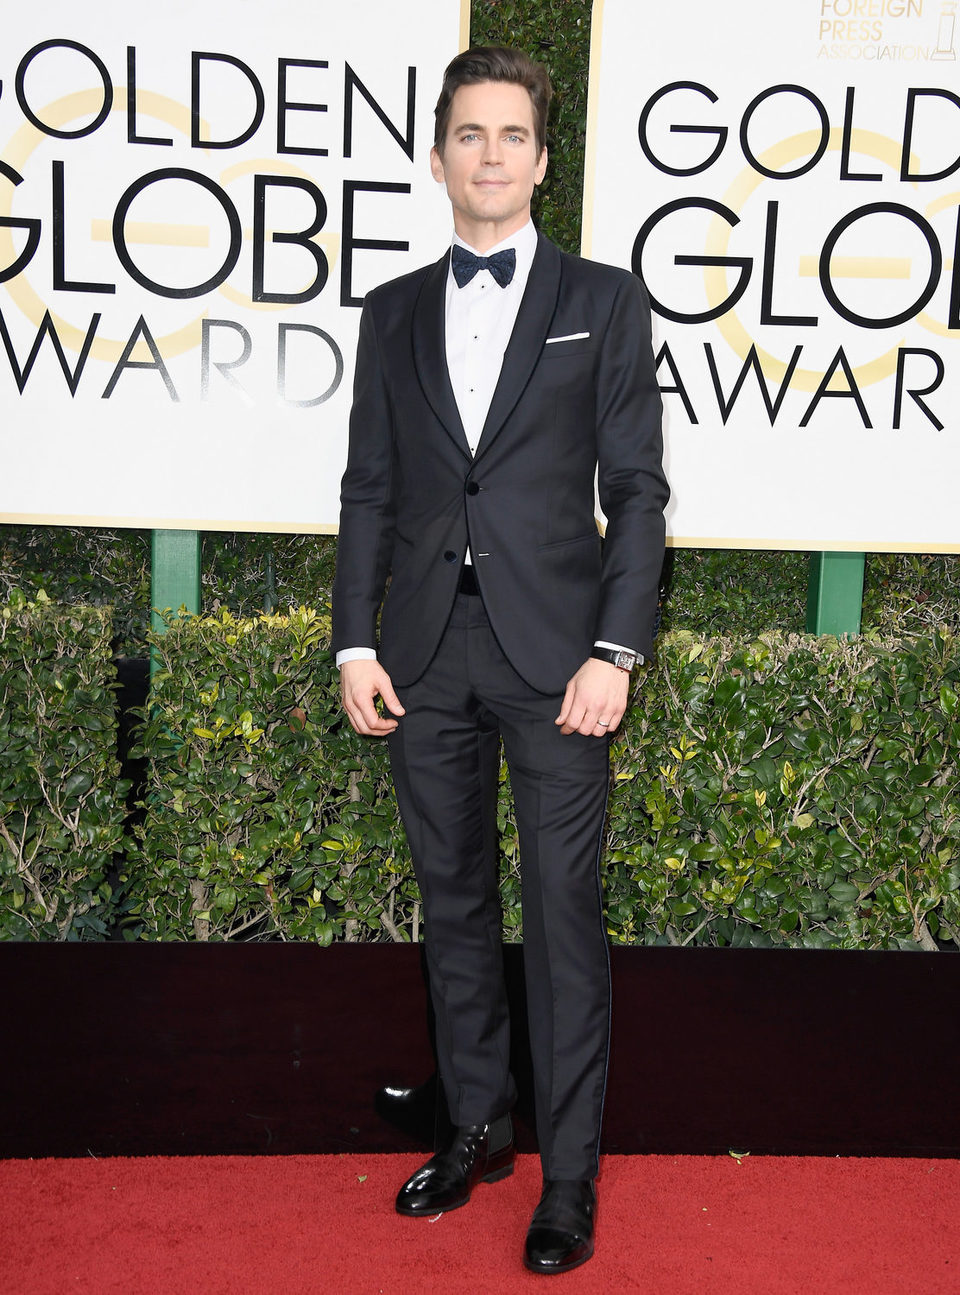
[
  {"left": 585, "top": 0, "right": 960, "bottom": 551},
  {"left": 0, "top": 0, "right": 467, "bottom": 531}
]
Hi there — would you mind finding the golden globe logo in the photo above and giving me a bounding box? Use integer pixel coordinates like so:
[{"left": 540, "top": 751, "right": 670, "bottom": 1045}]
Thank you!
[
  {"left": 0, "top": 38, "right": 416, "bottom": 405},
  {"left": 633, "top": 80, "right": 959, "bottom": 430}
]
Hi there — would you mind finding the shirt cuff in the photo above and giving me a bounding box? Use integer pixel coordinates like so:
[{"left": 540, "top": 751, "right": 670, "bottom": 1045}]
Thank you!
[
  {"left": 594, "top": 640, "right": 644, "bottom": 665},
  {"left": 336, "top": 647, "right": 378, "bottom": 668}
]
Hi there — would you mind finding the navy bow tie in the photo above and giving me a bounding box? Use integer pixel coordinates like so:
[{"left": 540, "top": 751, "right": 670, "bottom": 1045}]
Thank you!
[{"left": 451, "top": 244, "right": 517, "bottom": 288}]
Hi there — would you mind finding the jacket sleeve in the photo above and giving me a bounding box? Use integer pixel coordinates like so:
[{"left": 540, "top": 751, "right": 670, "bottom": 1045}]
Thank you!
[
  {"left": 593, "top": 272, "right": 669, "bottom": 659},
  {"left": 330, "top": 298, "right": 396, "bottom": 655}
]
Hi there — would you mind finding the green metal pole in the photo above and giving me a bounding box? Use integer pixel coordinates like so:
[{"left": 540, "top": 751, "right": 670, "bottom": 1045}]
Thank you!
[
  {"left": 151, "top": 529, "right": 201, "bottom": 674},
  {"left": 805, "top": 551, "right": 865, "bottom": 636}
]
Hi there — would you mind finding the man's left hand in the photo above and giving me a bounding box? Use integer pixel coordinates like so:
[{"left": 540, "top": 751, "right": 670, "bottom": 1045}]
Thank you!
[{"left": 555, "top": 658, "right": 631, "bottom": 737}]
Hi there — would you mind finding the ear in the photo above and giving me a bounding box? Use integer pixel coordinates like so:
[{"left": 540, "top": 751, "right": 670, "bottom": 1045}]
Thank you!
[
  {"left": 534, "top": 147, "right": 548, "bottom": 186},
  {"left": 430, "top": 146, "right": 445, "bottom": 185}
]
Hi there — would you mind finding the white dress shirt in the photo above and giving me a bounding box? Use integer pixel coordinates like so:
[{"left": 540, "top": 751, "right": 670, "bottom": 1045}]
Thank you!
[
  {"left": 336, "top": 221, "right": 640, "bottom": 668},
  {"left": 445, "top": 220, "right": 538, "bottom": 466}
]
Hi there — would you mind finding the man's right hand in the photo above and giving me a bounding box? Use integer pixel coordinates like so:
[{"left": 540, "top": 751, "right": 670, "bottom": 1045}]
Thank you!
[{"left": 340, "top": 659, "right": 406, "bottom": 736}]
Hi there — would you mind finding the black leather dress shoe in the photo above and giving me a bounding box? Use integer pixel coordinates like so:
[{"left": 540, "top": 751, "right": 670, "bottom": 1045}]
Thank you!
[
  {"left": 524, "top": 1178, "right": 597, "bottom": 1275},
  {"left": 374, "top": 1073, "right": 452, "bottom": 1149},
  {"left": 395, "top": 1115, "right": 515, "bottom": 1216}
]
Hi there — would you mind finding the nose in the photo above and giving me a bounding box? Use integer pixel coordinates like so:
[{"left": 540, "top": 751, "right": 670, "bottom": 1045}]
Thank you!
[{"left": 481, "top": 134, "right": 503, "bottom": 165}]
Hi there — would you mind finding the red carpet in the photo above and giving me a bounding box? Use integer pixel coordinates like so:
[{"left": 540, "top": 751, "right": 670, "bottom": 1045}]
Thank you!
[{"left": 2, "top": 1153, "right": 957, "bottom": 1293}]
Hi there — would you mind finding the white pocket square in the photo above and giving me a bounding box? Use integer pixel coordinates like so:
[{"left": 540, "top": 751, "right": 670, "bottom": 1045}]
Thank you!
[{"left": 545, "top": 332, "right": 590, "bottom": 344}]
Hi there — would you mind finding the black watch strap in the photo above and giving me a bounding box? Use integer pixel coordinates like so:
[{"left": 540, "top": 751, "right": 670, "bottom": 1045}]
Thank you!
[{"left": 590, "top": 646, "right": 640, "bottom": 671}]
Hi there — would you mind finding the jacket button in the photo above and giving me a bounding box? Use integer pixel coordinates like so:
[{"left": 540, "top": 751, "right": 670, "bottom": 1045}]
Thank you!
[
  {"left": 465, "top": 481, "right": 480, "bottom": 496},
  {"left": 443, "top": 550, "right": 457, "bottom": 562}
]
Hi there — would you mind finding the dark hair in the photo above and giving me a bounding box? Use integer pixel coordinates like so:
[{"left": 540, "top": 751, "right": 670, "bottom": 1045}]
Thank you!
[{"left": 433, "top": 46, "right": 552, "bottom": 156}]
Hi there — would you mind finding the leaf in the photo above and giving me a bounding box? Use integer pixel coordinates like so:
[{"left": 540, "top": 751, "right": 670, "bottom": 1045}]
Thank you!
[{"left": 63, "top": 772, "right": 93, "bottom": 799}]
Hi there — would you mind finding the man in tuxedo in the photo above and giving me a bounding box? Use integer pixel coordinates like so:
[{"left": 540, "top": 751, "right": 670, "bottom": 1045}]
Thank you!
[{"left": 332, "top": 46, "right": 667, "bottom": 1274}]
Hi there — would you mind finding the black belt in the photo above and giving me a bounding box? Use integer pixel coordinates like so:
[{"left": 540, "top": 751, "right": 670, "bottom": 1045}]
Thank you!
[{"left": 458, "top": 563, "right": 481, "bottom": 596}]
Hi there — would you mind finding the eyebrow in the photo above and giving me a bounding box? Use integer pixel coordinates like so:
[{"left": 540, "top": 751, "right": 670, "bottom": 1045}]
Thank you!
[{"left": 454, "top": 122, "right": 531, "bottom": 136}]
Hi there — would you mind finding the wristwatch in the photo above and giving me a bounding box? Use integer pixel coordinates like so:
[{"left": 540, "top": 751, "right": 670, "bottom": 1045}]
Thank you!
[{"left": 590, "top": 647, "right": 641, "bottom": 672}]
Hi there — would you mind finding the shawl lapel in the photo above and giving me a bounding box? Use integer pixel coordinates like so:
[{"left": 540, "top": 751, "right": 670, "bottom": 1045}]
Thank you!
[
  {"left": 474, "top": 234, "right": 562, "bottom": 462},
  {"left": 411, "top": 251, "right": 471, "bottom": 461}
]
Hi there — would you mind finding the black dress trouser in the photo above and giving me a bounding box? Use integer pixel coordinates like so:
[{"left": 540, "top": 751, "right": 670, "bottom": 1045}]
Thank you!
[{"left": 387, "top": 590, "right": 612, "bottom": 1180}]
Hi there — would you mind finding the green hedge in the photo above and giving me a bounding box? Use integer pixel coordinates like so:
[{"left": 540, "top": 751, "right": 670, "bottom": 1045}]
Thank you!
[
  {"left": 607, "top": 630, "right": 960, "bottom": 950},
  {"left": 0, "top": 594, "right": 128, "bottom": 939},
  {"left": 122, "top": 611, "right": 959, "bottom": 949},
  {"left": 3, "top": 524, "right": 959, "bottom": 656},
  {"left": 123, "top": 607, "right": 421, "bottom": 943}
]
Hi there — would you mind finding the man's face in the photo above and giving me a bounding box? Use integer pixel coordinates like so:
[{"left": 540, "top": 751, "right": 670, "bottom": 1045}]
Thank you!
[{"left": 430, "top": 80, "right": 547, "bottom": 249}]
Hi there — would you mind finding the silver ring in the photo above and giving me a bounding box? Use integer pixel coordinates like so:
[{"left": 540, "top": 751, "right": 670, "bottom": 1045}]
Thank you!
[{"left": 598, "top": 719, "right": 609, "bottom": 727}]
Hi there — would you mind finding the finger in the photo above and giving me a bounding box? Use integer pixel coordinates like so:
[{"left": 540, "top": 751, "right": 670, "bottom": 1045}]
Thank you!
[
  {"left": 555, "top": 680, "right": 576, "bottom": 727},
  {"left": 558, "top": 693, "right": 582, "bottom": 733},
  {"left": 560, "top": 706, "right": 587, "bottom": 735},
  {"left": 379, "top": 681, "right": 406, "bottom": 717},
  {"left": 349, "top": 708, "right": 398, "bottom": 736},
  {"left": 344, "top": 702, "right": 371, "bottom": 735},
  {"left": 350, "top": 689, "right": 394, "bottom": 735},
  {"left": 359, "top": 709, "right": 399, "bottom": 735},
  {"left": 595, "top": 707, "right": 621, "bottom": 733},
  {"left": 340, "top": 686, "right": 361, "bottom": 733}
]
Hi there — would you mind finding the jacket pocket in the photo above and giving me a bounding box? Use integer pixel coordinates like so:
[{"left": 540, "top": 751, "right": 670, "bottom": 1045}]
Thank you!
[
  {"left": 541, "top": 339, "right": 596, "bottom": 360},
  {"left": 536, "top": 531, "right": 600, "bottom": 552}
]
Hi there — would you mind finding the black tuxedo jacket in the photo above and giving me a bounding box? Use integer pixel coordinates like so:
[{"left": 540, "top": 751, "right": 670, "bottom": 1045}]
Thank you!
[{"left": 332, "top": 232, "right": 668, "bottom": 695}]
